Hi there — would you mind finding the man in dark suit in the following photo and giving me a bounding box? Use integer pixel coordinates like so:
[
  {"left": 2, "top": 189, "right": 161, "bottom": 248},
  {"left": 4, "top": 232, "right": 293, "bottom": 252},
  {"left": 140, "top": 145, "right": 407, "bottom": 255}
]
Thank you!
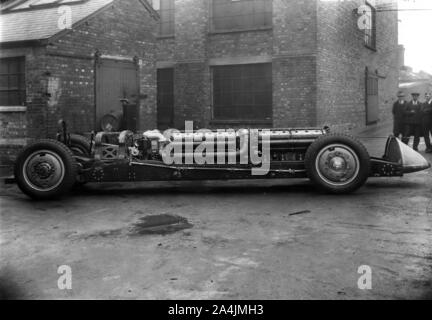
[
  {"left": 402, "top": 92, "right": 422, "bottom": 151},
  {"left": 421, "top": 92, "right": 432, "bottom": 153},
  {"left": 392, "top": 91, "right": 406, "bottom": 138}
]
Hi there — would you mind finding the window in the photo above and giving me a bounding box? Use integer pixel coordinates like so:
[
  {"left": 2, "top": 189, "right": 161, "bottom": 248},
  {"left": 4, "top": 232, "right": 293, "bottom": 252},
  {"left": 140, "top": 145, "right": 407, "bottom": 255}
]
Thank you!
[
  {"left": 363, "top": 3, "right": 376, "bottom": 49},
  {"left": 211, "top": 0, "right": 272, "bottom": 32},
  {"left": 212, "top": 63, "right": 272, "bottom": 121},
  {"left": 157, "top": 68, "right": 174, "bottom": 129},
  {"left": 365, "top": 68, "right": 379, "bottom": 124},
  {"left": 149, "top": 0, "right": 174, "bottom": 36},
  {"left": 0, "top": 57, "right": 25, "bottom": 106}
]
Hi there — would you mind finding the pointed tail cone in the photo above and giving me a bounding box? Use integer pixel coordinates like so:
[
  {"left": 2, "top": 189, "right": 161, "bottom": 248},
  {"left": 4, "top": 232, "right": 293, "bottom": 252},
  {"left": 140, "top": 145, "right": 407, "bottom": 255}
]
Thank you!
[{"left": 385, "top": 137, "right": 431, "bottom": 174}]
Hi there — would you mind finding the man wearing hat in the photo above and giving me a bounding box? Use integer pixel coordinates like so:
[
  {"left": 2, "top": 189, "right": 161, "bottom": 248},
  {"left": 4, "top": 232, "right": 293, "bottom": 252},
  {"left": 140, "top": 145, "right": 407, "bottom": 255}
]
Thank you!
[
  {"left": 402, "top": 92, "right": 422, "bottom": 150},
  {"left": 392, "top": 91, "right": 406, "bottom": 138},
  {"left": 420, "top": 92, "right": 432, "bottom": 153}
]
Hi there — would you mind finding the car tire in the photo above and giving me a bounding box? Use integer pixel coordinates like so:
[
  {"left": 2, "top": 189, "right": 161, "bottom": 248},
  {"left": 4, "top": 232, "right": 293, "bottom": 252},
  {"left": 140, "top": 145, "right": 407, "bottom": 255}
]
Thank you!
[
  {"left": 59, "top": 134, "right": 91, "bottom": 157},
  {"left": 304, "top": 133, "right": 370, "bottom": 194},
  {"left": 14, "top": 139, "right": 77, "bottom": 200},
  {"left": 59, "top": 134, "right": 91, "bottom": 186}
]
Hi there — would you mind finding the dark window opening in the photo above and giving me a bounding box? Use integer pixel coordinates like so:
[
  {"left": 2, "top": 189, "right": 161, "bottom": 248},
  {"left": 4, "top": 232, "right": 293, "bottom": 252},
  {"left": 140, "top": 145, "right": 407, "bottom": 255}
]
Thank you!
[
  {"left": 157, "top": 68, "right": 174, "bottom": 129},
  {"left": 211, "top": 0, "right": 272, "bottom": 32},
  {"left": 212, "top": 63, "right": 272, "bottom": 121},
  {"left": 0, "top": 57, "right": 25, "bottom": 106},
  {"left": 363, "top": 3, "right": 376, "bottom": 50}
]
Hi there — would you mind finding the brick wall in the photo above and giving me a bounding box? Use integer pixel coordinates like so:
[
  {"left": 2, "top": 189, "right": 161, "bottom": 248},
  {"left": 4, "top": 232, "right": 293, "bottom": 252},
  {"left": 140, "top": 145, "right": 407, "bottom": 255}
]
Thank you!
[
  {"left": 316, "top": 0, "right": 399, "bottom": 132},
  {"left": 208, "top": 31, "right": 272, "bottom": 59},
  {"left": 42, "top": 55, "right": 94, "bottom": 135},
  {"left": 272, "top": 0, "right": 317, "bottom": 127},
  {"left": 170, "top": 0, "right": 210, "bottom": 129},
  {"left": 273, "top": 0, "right": 317, "bottom": 56},
  {"left": 174, "top": 62, "right": 211, "bottom": 129},
  {"left": 0, "top": 0, "right": 158, "bottom": 167},
  {"left": 0, "top": 109, "right": 27, "bottom": 171},
  {"left": 0, "top": 111, "right": 26, "bottom": 140},
  {"left": 157, "top": 37, "right": 176, "bottom": 62},
  {"left": 156, "top": 0, "right": 398, "bottom": 132},
  {"left": 45, "top": 0, "right": 158, "bottom": 136},
  {"left": 157, "top": 0, "right": 320, "bottom": 129},
  {"left": 0, "top": 46, "right": 47, "bottom": 167},
  {"left": 273, "top": 55, "right": 317, "bottom": 127}
]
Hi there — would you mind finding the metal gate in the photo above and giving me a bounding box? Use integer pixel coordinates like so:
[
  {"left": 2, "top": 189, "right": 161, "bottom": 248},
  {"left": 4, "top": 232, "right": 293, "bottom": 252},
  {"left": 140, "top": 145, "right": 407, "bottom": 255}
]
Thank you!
[
  {"left": 95, "top": 58, "right": 139, "bottom": 131},
  {"left": 366, "top": 68, "right": 379, "bottom": 125},
  {"left": 157, "top": 68, "right": 174, "bottom": 130}
]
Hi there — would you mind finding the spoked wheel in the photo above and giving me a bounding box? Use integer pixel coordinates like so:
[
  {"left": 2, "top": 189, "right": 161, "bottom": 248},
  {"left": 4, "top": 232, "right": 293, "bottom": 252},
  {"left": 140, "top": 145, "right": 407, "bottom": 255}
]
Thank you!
[
  {"left": 14, "top": 139, "right": 77, "bottom": 199},
  {"left": 305, "top": 133, "right": 370, "bottom": 194}
]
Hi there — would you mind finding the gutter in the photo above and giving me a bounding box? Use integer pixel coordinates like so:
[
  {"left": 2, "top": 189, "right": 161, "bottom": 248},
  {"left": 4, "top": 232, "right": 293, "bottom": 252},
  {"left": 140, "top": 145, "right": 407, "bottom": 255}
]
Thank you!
[{"left": 0, "top": 39, "right": 48, "bottom": 49}]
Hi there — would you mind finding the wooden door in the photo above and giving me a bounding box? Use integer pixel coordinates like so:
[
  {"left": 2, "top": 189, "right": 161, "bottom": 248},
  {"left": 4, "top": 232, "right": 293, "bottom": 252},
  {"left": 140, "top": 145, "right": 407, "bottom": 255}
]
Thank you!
[{"left": 95, "top": 58, "right": 139, "bottom": 131}]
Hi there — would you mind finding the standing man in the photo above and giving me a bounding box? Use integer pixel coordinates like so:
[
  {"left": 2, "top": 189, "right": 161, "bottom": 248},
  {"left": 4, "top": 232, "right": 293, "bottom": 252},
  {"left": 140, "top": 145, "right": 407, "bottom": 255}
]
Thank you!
[
  {"left": 421, "top": 92, "right": 432, "bottom": 153},
  {"left": 392, "top": 91, "right": 406, "bottom": 138},
  {"left": 402, "top": 92, "right": 422, "bottom": 150}
]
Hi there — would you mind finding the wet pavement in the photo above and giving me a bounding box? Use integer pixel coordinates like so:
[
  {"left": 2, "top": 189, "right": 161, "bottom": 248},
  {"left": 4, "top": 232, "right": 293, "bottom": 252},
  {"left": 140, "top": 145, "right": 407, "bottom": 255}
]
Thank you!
[{"left": 0, "top": 123, "right": 431, "bottom": 299}]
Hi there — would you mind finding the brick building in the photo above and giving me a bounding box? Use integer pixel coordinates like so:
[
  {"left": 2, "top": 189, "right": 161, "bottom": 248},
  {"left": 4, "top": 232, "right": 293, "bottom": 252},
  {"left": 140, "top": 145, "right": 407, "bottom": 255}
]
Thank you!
[
  {"left": 152, "top": 0, "right": 399, "bottom": 131},
  {"left": 0, "top": 0, "right": 399, "bottom": 169},
  {"left": 0, "top": 0, "right": 158, "bottom": 167}
]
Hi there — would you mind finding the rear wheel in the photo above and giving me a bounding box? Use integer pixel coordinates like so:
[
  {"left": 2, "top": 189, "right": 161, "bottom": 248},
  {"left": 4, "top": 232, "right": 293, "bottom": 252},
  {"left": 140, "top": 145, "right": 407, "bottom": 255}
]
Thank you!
[
  {"left": 14, "top": 139, "right": 77, "bottom": 199},
  {"left": 304, "top": 133, "right": 370, "bottom": 194}
]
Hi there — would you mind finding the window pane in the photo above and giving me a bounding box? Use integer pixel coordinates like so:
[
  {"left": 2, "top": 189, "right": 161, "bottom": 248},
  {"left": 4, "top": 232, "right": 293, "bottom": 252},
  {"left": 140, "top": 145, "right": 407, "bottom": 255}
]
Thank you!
[
  {"left": 363, "top": 4, "right": 376, "bottom": 48},
  {"left": 8, "top": 60, "right": 20, "bottom": 73},
  {"left": 0, "top": 92, "right": 8, "bottom": 105},
  {"left": 8, "top": 91, "right": 20, "bottom": 105},
  {"left": 213, "top": 63, "right": 272, "bottom": 120},
  {"left": 0, "top": 57, "right": 25, "bottom": 106},
  {"left": 0, "top": 61, "right": 8, "bottom": 74},
  {"left": 0, "top": 75, "right": 8, "bottom": 89},
  {"left": 8, "top": 75, "right": 19, "bottom": 89},
  {"left": 20, "top": 74, "right": 25, "bottom": 87},
  {"left": 212, "top": 0, "right": 272, "bottom": 31}
]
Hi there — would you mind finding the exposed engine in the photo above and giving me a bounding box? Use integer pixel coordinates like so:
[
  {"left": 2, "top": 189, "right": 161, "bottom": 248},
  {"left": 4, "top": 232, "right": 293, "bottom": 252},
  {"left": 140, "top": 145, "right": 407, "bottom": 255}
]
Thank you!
[
  {"left": 14, "top": 119, "right": 431, "bottom": 200},
  {"left": 128, "top": 128, "right": 328, "bottom": 163}
]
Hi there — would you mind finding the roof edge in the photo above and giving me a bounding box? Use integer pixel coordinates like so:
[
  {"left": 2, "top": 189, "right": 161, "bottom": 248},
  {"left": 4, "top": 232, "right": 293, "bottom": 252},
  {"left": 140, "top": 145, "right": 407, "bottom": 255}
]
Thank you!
[
  {"left": 48, "top": 0, "right": 159, "bottom": 44},
  {"left": 139, "top": 0, "right": 160, "bottom": 20},
  {"left": 47, "top": 0, "right": 115, "bottom": 44},
  {"left": 0, "top": 39, "right": 48, "bottom": 48},
  {"left": 0, "top": 0, "right": 27, "bottom": 12}
]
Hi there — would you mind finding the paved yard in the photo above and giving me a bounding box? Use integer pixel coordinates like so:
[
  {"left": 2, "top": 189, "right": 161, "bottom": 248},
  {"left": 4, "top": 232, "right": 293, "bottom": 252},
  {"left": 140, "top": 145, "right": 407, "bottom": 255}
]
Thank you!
[{"left": 0, "top": 130, "right": 431, "bottom": 299}]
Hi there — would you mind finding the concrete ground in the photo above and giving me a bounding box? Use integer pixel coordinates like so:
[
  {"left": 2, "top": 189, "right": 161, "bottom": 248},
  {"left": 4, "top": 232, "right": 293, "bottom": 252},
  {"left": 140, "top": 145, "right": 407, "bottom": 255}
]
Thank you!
[{"left": 1, "top": 122, "right": 431, "bottom": 300}]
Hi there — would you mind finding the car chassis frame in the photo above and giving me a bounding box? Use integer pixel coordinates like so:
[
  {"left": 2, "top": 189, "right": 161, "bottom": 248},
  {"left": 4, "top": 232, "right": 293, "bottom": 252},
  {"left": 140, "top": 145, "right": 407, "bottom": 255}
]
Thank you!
[{"left": 13, "top": 121, "right": 431, "bottom": 199}]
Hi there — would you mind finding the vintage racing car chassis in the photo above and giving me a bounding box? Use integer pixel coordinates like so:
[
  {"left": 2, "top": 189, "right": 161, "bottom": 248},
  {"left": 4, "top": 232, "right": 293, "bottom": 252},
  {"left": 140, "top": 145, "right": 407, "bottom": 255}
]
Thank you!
[{"left": 13, "top": 123, "right": 431, "bottom": 199}]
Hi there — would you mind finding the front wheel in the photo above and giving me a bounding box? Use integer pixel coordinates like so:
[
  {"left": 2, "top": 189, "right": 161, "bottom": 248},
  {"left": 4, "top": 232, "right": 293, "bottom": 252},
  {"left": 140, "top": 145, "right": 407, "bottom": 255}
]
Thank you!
[
  {"left": 304, "top": 133, "right": 370, "bottom": 194},
  {"left": 14, "top": 139, "right": 77, "bottom": 200}
]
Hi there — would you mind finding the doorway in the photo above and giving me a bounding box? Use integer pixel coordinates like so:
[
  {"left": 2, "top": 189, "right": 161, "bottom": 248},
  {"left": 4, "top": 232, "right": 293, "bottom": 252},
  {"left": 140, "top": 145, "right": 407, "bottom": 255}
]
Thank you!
[{"left": 95, "top": 58, "right": 140, "bottom": 131}]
